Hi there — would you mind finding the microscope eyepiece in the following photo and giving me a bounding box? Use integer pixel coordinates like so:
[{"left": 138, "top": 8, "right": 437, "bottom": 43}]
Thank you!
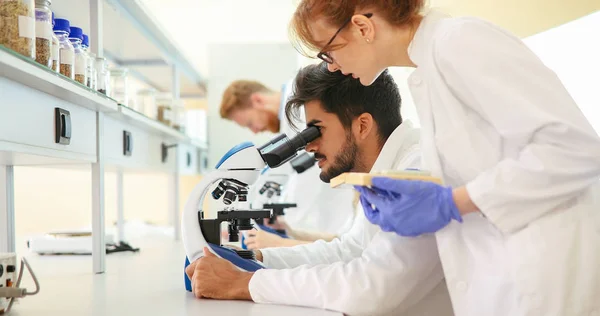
[{"left": 258, "top": 125, "right": 321, "bottom": 168}]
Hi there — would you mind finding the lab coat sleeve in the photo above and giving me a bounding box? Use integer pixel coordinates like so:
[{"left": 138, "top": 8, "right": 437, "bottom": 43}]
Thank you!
[
  {"left": 260, "top": 209, "right": 376, "bottom": 269},
  {"left": 434, "top": 19, "right": 600, "bottom": 233},
  {"left": 249, "top": 233, "right": 444, "bottom": 316}
]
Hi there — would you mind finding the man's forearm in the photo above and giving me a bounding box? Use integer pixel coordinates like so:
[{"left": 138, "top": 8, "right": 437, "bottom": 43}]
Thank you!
[{"left": 287, "top": 228, "right": 337, "bottom": 242}]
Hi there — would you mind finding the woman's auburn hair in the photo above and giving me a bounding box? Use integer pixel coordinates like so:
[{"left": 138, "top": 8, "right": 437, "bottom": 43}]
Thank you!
[{"left": 289, "top": 0, "right": 425, "bottom": 57}]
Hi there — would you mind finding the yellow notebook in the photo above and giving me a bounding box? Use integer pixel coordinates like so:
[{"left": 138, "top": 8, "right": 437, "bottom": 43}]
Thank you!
[{"left": 330, "top": 170, "right": 443, "bottom": 188}]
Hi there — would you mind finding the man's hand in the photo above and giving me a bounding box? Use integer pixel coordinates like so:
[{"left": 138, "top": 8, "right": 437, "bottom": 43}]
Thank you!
[
  {"left": 262, "top": 217, "right": 289, "bottom": 231},
  {"left": 245, "top": 229, "right": 285, "bottom": 249},
  {"left": 185, "top": 247, "right": 254, "bottom": 300}
]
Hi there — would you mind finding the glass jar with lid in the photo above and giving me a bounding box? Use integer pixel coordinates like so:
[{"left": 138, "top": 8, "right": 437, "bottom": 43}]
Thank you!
[
  {"left": 52, "top": 18, "right": 74, "bottom": 79},
  {"left": 50, "top": 11, "right": 58, "bottom": 72},
  {"left": 95, "top": 57, "right": 109, "bottom": 95},
  {"left": 33, "top": 0, "right": 53, "bottom": 67},
  {"left": 69, "top": 26, "right": 86, "bottom": 85},
  {"left": 109, "top": 68, "right": 129, "bottom": 106},
  {"left": 0, "top": 0, "right": 35, "bottom": 59},
  {"left": 34, "top": 0, "right": 52, "bottom": 67}
]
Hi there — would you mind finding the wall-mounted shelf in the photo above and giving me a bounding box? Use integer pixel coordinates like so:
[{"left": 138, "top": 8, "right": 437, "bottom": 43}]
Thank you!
[
  {"left": 0, "top": 45, "right": 118, "bottom": 113},
  {"left": 51, "top": 0, "right": 206, "bottom": 96},
  {"left": 116, "top": 105, "right": 187, "bottom": 141}
]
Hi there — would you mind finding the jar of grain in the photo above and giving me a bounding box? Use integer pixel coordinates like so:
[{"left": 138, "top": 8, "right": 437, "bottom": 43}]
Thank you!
[
  {"left": 0, "top": 0, "right": 35, "bottom": 59},
  {"left": 34, "top": 0, "right": 51, "bottom": 67},
  {"left": 53, "top": 18, "right": 74, "bottom": 79},
  {"left": 69, "top": 26, "right": 86, "bottom": 85},
  {"left": 50, "top": 28, "right": 58, "bottom": 71}
]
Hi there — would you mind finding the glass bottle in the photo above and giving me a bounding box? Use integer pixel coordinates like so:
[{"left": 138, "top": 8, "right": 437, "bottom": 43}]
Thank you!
[
  {"left": 69, "top": 26, "right": 86, "bottom": 85},
  {"left": 34, "top": 0, "right": 51, "bottom": 67},
  {"left": 95, "top": 57, "right": 109, "bottom": 95},
  {"left": 0, "top": 0, "right": 35, "bottom": 59},
  {"left": 52, "top": 18, "right": 74, "bottom": 79},
  {"left": 50, "top": 12, "right": 58, "bottom": 72},
  {"left": 109, "top": 68, "right": 129, "bottom": 106},
  {"left": 137, "top": 88, "right": 157, "bottom": 118},
  {"left": 82, "top": 34, "right": 96, "bottom": 89},
  {"left": 156, "top": 94, "right": 173, "bottom": 126},
  {"left": 172, "top": 100, "right": 186, "bottom": 132}
]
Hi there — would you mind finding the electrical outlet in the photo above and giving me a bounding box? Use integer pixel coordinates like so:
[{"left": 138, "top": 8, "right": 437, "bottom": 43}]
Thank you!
[{"left": 0, "top": 253, "right": 17, "bottom": 314}]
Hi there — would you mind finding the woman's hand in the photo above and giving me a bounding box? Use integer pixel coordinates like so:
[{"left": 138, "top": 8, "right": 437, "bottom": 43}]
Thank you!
[{"left": 354, "top": 177, "right": 464, "bottom": 237}]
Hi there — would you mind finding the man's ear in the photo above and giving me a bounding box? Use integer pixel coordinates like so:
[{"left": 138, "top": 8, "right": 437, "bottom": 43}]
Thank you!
[
  {"left": 353, "top": 113, "right": 374, "bottom": 141},
  {"left": 250, "top": 93, "right": 266, "bottom": 109}
]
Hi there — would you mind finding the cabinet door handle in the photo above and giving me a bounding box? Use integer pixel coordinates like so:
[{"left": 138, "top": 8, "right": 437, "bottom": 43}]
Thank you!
[
  {"left": 55, "top": 108, "right": 71, "bottom": 145},
  {"left": 123, "top": 131, "right": 133, "bottom": 156},
  {"left": 186, "top": 152, "right": 191, "bottom": 167}
]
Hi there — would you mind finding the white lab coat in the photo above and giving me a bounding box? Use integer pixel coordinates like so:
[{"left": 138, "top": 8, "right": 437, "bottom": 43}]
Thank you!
[
  {"left": 250, "top": 122, "right": 454, "bottom": 316},
  {"left": 265, "top": 79, "right": 356, "bottom": 235},
  {"left": 408, "top": 10, "right": 600, "bottom": 316}
]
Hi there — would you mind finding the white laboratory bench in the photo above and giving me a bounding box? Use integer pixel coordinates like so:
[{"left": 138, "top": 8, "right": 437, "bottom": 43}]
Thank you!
[
  {"left": 0, "top": 44, "right": 208, "bottom": 274},
  {"left": 9, "top": 236, "right": 341, "bottom": 316}
]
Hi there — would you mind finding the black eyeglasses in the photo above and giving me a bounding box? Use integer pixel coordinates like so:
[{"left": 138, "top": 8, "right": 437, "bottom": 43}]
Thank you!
[{"left": 317, "top": 13, "right": 373, "bottom": 64}]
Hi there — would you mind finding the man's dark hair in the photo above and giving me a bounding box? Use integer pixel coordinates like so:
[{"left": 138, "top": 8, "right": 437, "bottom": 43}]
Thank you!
[{"left": 285, "top": 62, "right": 402, "bottom": 144}]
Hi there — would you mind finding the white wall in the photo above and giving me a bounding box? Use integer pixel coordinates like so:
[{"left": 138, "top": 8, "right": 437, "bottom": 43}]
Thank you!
[
  {"left": 524, "top": 11, "right": 600, "bottom": 134},
  {"left": 206, "top": 42, "right": 301, "bottom": 167}
]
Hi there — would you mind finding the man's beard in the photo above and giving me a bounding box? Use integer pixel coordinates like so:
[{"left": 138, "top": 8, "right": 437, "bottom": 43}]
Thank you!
[{"left": 317, "top": 132, "right": 359, "bottom": 183}]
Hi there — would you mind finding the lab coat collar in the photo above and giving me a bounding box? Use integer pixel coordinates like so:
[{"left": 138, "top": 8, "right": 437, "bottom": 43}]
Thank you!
[
  {"left": 408, "top": 9, "right": 451, "bottom": 67},
  {"left": 370, "top": 120, "right": 418, "bottom": 172}
]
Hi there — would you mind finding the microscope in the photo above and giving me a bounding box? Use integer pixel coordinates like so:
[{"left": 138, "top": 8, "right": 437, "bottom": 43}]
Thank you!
[
  {"left": 181, "top": 125, "right": 321, "bottom": 274},
  {"left": 250, "top": 152, "right": 317, "bottom": 235}
]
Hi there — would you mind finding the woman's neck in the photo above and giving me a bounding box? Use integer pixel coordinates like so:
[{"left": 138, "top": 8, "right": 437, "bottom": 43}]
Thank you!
[{"left": 379, "top": 16, "right": 424, "bottom": 68}]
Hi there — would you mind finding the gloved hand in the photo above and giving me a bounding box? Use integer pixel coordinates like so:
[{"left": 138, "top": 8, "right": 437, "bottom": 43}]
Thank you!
[{"left": 354, "top": 177, "right": 463, "bottom": 237}]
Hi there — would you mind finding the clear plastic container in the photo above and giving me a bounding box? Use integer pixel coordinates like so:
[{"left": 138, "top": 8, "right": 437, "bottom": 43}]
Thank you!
[
  {"left": 95, "top": 57, "right": 109, "bottom": 95},
  {"left": 69, "top": 26, "right": 86, "bottom": 85},
  {"left": 53, "top": 18, "right": 73, "bottom": 79},
  {"left": 109, "top": 68, "right": 129, "bottom": 106},
  {"left": 34, "top": 0, "right": 51, "bottom": 67},
  {"left": 136, "top": 88, "right": 157, "bottom": 118},
  {"left": 0, "top": 0, "right": 35, "bottom": 59}
]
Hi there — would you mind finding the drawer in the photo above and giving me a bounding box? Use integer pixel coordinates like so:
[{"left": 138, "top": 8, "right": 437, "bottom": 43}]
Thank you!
[
  {"left": 0, "top": 77, "right": 97, "bottom": 159},
  {"left": 177, "top": 143, "right": 198, "bottom": 175},
  {"left": 104, "top": 116, "right": 177, "bottom": 172}
]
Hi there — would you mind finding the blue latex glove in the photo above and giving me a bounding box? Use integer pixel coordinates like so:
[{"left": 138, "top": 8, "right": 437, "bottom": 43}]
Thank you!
[{"left": 354, "top": 177, "right": 463, "bottom": 237}]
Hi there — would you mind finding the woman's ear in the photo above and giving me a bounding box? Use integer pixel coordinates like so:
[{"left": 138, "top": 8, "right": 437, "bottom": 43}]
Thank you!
[
  {"left": 250, "top": 93, "right": 266, "bottom": 109},
  {"left": 351, "top": 14, "right": 375, "bottom": 42},
  {"left": 353, "top": 113, "right": 374, "bottom": 141}
]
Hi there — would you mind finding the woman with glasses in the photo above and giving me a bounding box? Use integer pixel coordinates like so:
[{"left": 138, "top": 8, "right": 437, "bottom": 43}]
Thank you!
[{"left": 289, "top": 1, "right": 600, "bottom": 316}]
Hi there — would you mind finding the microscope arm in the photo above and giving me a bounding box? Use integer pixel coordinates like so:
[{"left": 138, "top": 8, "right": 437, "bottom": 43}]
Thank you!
[{"left": 182, "top": 169, "right": 262, "bottom": 262}]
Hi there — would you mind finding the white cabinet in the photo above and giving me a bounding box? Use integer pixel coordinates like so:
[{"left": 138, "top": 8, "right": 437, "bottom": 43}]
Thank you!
[
  {"left": 177, "top": 143, "right": 198, "bottom": 175},
  {"left": 104, "top": 115, "right": 177, "bottom": 172},
  {"left": 0, "top": 77, "right": 97, "bottom": 162}
]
